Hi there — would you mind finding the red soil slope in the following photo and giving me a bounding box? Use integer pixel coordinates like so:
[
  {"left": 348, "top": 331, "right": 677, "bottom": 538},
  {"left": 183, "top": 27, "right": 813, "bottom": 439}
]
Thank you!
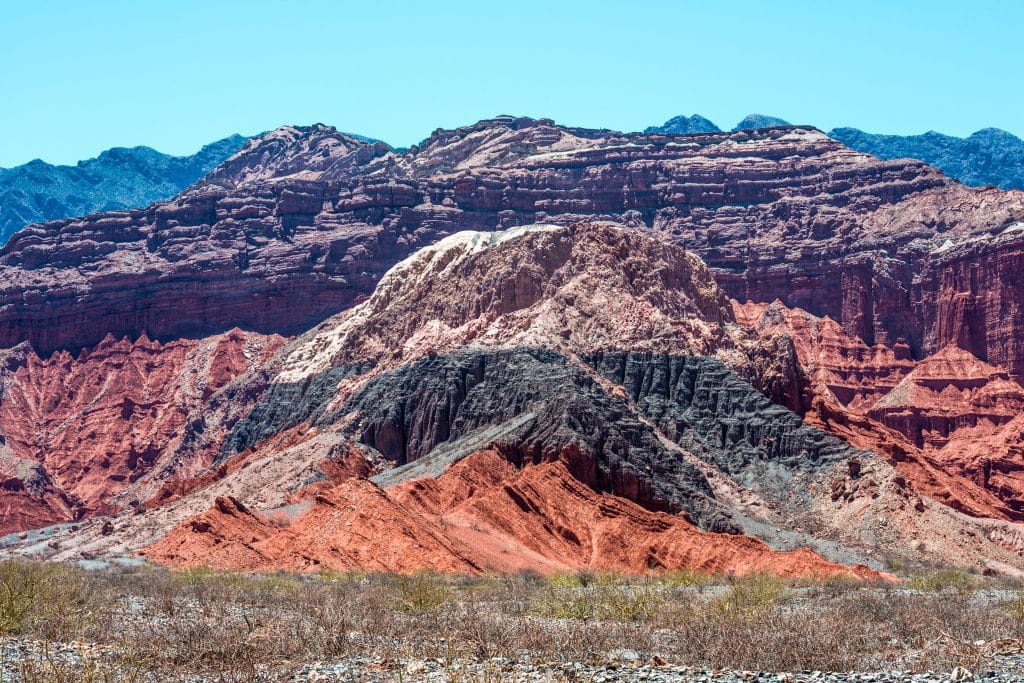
[{"left": 144, "top": 450, "right": 884, "bottom": 580}]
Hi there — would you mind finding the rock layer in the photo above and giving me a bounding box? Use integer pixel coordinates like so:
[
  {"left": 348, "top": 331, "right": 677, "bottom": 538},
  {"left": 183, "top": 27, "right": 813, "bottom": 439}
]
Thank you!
[
  {"left": 3, "top": 117, "right": 1022, "bottom": 378},
  {"left": 4, "top": 118, "right": 1024, "bottom": 576},
  {"left": 734, "top": 301, "right": 1024, "bottom": 522}
]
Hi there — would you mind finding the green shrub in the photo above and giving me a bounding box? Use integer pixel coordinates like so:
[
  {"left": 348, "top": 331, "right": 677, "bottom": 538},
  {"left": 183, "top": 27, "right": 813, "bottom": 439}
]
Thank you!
[
  {"left": 713, "top": 574, "right": 787, "bottom": 615},
  {"left": 594, "top": 580, "right": 664, "bottom": 621},
  {"left": 390, "top": 572, "right": 452, "bottom": 612},
  {"left": 544, "top": 571, "right": 595, "bottom": 589},
  {"left": 909, "top": 569, "right": 977, "bottom": 595},
  {"left": 659, "top": 568, "right": 712, "bottom": 587},
  {"left": 0, "top": 559, "right": 100, "bottom": 639},
  {"left": 534, "top": 575, "right": 664, "bottom": 622},
  {"left": 533, "top": 585, "right": 596, "bottom": 620}
]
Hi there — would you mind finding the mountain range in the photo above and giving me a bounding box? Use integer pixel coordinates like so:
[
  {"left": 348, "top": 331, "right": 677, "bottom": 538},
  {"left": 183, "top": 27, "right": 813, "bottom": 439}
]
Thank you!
[
  {"left": 0, "top": 135, "right": 247, "bottom": 244},
  {"left": 2, "top": 116, "right": 1024, "bottom": 578},
  {"left": 3, "top": 116, "right": 1022, "bottom": 250},
  {"left": 647, "top": 114, "right": 1024, "bottom": 191}
]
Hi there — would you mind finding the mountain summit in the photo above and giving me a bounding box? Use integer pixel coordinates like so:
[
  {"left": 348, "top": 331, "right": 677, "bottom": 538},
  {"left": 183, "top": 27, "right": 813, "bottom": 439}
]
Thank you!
[
  {"left": 644, "top": 114, "right": 721, "bottom": 134},
  {"left": 733, "top": 114, "right": 792, "bottom": 130}
]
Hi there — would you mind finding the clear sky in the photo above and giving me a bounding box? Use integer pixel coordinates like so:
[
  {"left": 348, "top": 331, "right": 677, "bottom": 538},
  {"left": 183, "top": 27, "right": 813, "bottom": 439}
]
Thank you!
[{"left": 1, "top": 0, "right": 1022, "bottom": 166}]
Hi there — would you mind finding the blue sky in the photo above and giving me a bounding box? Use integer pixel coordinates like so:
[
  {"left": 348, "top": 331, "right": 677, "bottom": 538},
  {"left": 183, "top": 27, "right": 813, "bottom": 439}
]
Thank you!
[{"left": 1, "top": 0, "right": 1021, "bottom": 166}]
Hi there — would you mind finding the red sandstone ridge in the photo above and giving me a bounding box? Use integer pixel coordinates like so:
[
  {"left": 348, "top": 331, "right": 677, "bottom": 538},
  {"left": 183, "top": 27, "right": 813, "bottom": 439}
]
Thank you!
[
  {"left": 733, "top": 300, "right": 915, "bottom": 412},
  {"left": 0, "top": 330, "right": 283, "bottom": 534},
  {"left": 144, "top": 450, "right": 883, "bottom": 580}
]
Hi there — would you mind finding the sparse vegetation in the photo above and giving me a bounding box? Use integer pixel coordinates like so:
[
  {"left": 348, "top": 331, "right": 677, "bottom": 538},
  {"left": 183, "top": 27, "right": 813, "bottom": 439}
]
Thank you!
[
  {"left": 712, "top": 573, "right": 788, "bottom": 614},
  {"left": 909, "top": 568, "right": 979, "bottom": 594},
  {"left": 389, "top": 571, "right": 453, "bottom": 613},
  {"left": 0, "top": 559, "right": 101, "bottom": 639},
  {"left": 0, "top": 559, "right": 1021, "bottom": 680}
]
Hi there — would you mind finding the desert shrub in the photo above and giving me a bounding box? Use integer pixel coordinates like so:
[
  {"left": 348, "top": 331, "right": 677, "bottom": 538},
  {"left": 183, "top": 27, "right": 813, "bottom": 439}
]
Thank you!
[
  {"left": 172, "top": 565, "right": 219, "bottom": 587},
  {"left": 533, "top": 575, "right": 664, "bottom": 622},
  {"left": 317, "top": 569, "right": 368, "bottom": 584},
  {"left": 658, "top": 568, "right": 712, "bottom": 587},
  {"left": 593, "top": 579, "right": 664, "bottom": 622},
  {"left": 0, "top": 558, "right": 49, "bottom": 635},
  {"left": 886, "top": 557, "right": 908, "bottom": 573},
  {"left": 544, "top": 571, "right": 593, "bottom": 589},
  {"left": 5, "top": 561, "right": 1024, "bottom": 677},
  {"left": 533, "top": 582, "right": 595, "bottom": 620},
  {"left": 712, "top": 574, "right": 787, "bottom": 615},
  {"left": 909, "top": 568, "right": 978, "bottom": 595},
  {"left": 390, "top": 571, "right": 452, "bottom": 613},
  {"left": 17, "top": 642, "right": 151, "bottom": 683},
  {"left": 0, "top": 559, "right": 103, "bottom": 640}
]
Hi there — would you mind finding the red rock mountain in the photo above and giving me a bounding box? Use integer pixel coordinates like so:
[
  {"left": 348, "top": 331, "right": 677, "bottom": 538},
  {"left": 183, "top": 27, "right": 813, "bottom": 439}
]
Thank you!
[
  {"left": 3, "top": 118, "right": 1024, "bottom": 578},
  {"left": 4, "top": 118, "right": 1022, "bottom": 369}
]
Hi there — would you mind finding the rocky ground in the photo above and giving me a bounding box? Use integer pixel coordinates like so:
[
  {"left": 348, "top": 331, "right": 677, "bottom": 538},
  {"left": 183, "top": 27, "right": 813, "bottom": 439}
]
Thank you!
[
  {"left": 290, "top": 656, "right": 1024, "bottom": 682},
  {"left": 4, "top": 642, "right": 1024, "bottom": 682},
  {"left": 1, "top": 562, "right": 1024, "bottom": 682}
]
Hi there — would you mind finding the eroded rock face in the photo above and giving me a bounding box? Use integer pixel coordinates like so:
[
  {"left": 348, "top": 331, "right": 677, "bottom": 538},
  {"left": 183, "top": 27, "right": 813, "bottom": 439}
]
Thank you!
[
  {"left": 734, "top": 300, "right": 917, "bottom": 413},
  {"left": 5, "top": 119, "right": 1024, "bottom": 576},
  {"left": 733, "top": 301, "right": 1024, "bottom": 521},
  {"left": 4, "top": 218, "right": 1023, "bottom": 576},
  {"left": 585, "top": 351, "right": 859, "bottom": 489},
  {"left": 867, "top": 344, "right": 1024, "bottom": 449},
  {"left": 338, "top": 348, "right": 727, "bottom": 527},
  {"left": 273, "top": 222, "right": 741, "bottom": 381},
  {"left": 0, "top": 330, "right": 283, "bottom": 533},
  {"left": 915, "top": 232, "right": 1024, "bottom": 376}
]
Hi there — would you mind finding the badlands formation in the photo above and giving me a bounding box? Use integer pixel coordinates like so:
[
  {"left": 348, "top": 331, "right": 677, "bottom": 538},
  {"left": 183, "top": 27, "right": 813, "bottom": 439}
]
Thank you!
[{"left": 3, "top": 117, "right": 1024, "bottom": 578}]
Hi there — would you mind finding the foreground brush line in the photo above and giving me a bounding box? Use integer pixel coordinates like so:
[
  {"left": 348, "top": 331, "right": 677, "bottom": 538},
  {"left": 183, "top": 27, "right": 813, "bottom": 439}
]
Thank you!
[{"left": 1, "top": 560, "right": 1024, "bottom": 681}]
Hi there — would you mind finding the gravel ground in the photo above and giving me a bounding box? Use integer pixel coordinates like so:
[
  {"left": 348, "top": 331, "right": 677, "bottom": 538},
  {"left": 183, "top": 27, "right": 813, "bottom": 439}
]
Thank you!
[
  {"left": 3, "top": 640, "right": 1024, "bottom": 683},
  {"left": 291, "top": 655, "right": 1024, "bottom": 682}
]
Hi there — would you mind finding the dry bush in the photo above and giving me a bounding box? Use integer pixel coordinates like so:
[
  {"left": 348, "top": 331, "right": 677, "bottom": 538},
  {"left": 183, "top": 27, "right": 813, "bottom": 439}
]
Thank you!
[
  {"left": 389, "top": 571, "right": 453, "bottom": 613},
  {"left": 0, "top": 559, "right": 108, "bottom": 641},
  {"left": 712, "top": 574, "right": 788, "bottom": 615},
  {"left": 908, "top": 568, "right": 978, "bottom": 595},
  {"left": 2, "top": 561, "right": 1024, "bottom": 679},
  {"left": 16, "top": 643, "right": 151, "bottom": 683}
]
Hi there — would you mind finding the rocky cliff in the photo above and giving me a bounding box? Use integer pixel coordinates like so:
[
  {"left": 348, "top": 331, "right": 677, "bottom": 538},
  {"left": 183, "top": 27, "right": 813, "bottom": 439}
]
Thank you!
[
  {"left": 3, "top": 117, "right": 1022, "bottom": 375},
  {"left": 734, "top": 301, "right": 1024, "bottom": 522},
  {"left": 0, "top": 330, "right": 282, "bottom": 534}
]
